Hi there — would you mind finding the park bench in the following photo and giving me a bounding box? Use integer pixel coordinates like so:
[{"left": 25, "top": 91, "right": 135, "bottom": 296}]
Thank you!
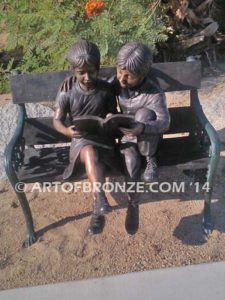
[{"left": 4, "top": 61, "right": 220, "bottom": 247}]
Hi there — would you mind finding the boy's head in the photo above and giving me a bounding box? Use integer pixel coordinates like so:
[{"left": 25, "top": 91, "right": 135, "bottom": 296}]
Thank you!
[
  {"left": 66, "top": 40, "right": 100, "bottom": 90},
  {"left": 116, "top": 42, "right": 152, "bottom": 89}
]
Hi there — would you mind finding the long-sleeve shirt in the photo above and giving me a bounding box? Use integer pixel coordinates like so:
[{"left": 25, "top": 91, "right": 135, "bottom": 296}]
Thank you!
[{"left": 118, "top": 77, "right": 170, "bottom": 135}]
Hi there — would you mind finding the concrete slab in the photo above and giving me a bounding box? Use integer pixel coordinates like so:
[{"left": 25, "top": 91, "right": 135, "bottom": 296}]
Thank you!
[{"left": 0, "top": 261, "right": 225, "bottom": 300}]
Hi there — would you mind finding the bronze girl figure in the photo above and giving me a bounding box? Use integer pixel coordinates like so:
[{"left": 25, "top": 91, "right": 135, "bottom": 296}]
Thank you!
[{"left": 53, "top": 40, "right": 117, "bottom": 235}]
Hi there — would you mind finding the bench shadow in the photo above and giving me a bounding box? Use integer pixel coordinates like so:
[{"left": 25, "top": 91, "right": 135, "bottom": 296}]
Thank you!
[
  {"left": 35, "top": 202, "right": 129, "bottom": 239},
  {"left": 173, "top": 212, "right": 207, "bottom": 245},
  {"left": 173, "top": 134, "right": 225, "bottom": 245},
  {"left": 36, "top": 211, "right": 91, "bottom": 239},
  {"left": 173, "top": 199, "right": 225, "bottom": 246}
]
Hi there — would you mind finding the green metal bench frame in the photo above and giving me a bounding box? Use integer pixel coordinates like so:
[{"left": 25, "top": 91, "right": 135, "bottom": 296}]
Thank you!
[{"left": 4, "top": 61, "right": 220, "bottom": 247}]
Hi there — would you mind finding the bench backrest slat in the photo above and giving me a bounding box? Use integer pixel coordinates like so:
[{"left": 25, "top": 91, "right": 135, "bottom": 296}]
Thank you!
[{"left": 10, "top": 61, "right": 201, "bottom": 104}]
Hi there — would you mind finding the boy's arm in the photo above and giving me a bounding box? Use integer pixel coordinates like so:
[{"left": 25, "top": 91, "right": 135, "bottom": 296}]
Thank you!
[
  {"left": 142, "top": 93, "right": 170, "bottom": 135},
  {"left": 119, "top": 93, "right": 170, "bottom": 137},
  {"left": 106, "top": 78, "right": 120, "bottom": 115}
]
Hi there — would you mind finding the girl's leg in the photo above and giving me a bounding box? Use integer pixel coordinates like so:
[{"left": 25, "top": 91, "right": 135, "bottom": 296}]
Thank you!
[{"left": 80, "top": 145, "right": 111, "bottom": 234}]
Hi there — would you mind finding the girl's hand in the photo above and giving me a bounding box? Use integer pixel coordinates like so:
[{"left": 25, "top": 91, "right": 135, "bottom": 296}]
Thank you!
[{"left": 65, "top": 126, "right": 85, "bottom": 139}]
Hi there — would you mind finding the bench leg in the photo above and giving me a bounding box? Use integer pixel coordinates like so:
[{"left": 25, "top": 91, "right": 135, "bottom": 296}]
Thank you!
[
  {"left": 190, "top": 89, "right": 220, "bottom": 235},
  {"left": 6, "top": 171, "right": 36, "bottom": 247},
  {"left": 15, "top": 187, "right": 37, "bottom": 247},
  {"left": 202, "top": 146, "right": 220, "bottom": 235}
]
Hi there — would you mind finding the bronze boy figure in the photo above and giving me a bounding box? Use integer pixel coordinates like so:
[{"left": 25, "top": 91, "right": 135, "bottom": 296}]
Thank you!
[
  {"left": 116, "top": 42, "right": 170, "bottom": 233},
  {"left": 117, "top": 42, "right": 170, "bottom": 181},
  {"left": 53, "top": 40, "right": 117, "bottom": 234}
]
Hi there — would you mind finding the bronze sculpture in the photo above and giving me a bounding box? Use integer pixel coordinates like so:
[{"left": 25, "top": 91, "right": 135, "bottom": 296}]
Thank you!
[{"left": 53, "top": 40, "right": 170, "bottom": 235}]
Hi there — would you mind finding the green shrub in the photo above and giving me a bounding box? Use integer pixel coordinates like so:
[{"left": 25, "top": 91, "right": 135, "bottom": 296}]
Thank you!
[
  {"left": 0, "top": 0, "right": 167, "bottom": 75},
  {"left": 0, "top": 58, "right": 14, "bottom": 93}
]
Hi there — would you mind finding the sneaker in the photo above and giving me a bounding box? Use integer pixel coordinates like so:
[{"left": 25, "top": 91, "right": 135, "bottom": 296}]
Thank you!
[
  {"left": 143, "top": 156, "right": 158, "bottom": 182},
  {"left": 125, "top": 201, "right": 139, "bottom": 235},
  {"left": 87, "top": 214, "right": 105, "bottom": 235},
  {"left": 93, "top": 195, "right": 112, "bottom": 216}
]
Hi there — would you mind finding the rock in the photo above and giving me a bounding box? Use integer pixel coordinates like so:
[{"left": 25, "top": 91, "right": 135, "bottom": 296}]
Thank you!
[
  {"left": 0, "top": 102, "right": 53, "bottom": 180},
  {"left": 11, "top": 201, "right": 19, "bottom": 208}
]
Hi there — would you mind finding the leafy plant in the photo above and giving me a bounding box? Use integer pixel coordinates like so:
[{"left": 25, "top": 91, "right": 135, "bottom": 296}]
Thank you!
[
  {"left": 0, "top": 58, "right": 14, "bottom": 93},
  {"left": 0, "top": 0, "right": 167, "bottom": 77},
  {"left": 83, "top": 0, "right": 167, "bottom": 64}
]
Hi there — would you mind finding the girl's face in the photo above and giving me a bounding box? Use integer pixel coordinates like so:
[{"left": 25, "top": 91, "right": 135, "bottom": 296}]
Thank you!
[
  {"left": 117, "top": 66, "right": 144, "bottom": 89},
  {"left": 74, "top": 63, "right": 98, "bottom": 90}
]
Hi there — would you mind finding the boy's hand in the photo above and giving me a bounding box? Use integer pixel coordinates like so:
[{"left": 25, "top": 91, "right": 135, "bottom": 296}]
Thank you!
[
  {"left": 119, "top": 123, "right": 145, "bottom": 137},
  {"left": 106, "top": 113, "right": 113, "bottom": 118},
  {"left": 65, "top": 125, "right": 86, "bottom": 139}
]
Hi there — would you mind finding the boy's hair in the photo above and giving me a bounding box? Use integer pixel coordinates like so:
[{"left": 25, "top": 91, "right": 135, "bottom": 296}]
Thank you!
[
  {"left": 116, "top": 42, "right": 152, "bottom": 77},
  {"left": 66, "top": 40, "right": 100, "bottom": 70}
]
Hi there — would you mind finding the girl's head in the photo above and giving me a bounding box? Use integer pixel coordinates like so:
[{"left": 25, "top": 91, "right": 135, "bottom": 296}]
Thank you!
[
  {"left": 66, "top": 39, "right": 100, "bottom": 70},
  {"left": 66, "top": 40, "right": 100, "bottom": 90},
  {"left": 116, "top": 42, "right": 152, "bottom": 89}
]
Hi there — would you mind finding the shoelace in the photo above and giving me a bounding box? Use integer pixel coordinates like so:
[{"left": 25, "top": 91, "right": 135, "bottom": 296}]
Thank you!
[{"left": 145, "top": 158, "right": 157, "bottom": 172}]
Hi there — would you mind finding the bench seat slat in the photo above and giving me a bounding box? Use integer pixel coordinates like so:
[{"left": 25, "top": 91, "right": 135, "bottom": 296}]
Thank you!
[
  {"left": 157, "top": 136, "right": 208, "bottom": 166},
  {"left": 17, "top": 136, "right": 208, "bottom": 183}
]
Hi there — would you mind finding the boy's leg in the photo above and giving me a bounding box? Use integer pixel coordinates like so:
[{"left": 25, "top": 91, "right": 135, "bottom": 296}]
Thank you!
[
  {"left": 135, "top": 108, "right": 160, "bottom": 182},
  {"left": 120, "top": 143, "right": 141, "bottom": 234},
  {"left": 138, "top": 136, "right": 159, "bottom": 182},
  {"left": 120, "top": 143, "right": 141, "bottom": 181}
]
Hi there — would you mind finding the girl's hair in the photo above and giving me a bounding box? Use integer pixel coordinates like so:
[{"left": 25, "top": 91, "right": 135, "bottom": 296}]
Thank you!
[
  {"left": 66, "top": 40, "right": 100, "bottom": 70},
  {"left": 116, "top": 42, "right": 152, "bottom": 77}
]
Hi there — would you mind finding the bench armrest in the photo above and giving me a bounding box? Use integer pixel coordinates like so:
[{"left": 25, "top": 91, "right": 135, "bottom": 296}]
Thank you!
[{"left": 4, "top": 104, "right": 26, "bottom": 175}]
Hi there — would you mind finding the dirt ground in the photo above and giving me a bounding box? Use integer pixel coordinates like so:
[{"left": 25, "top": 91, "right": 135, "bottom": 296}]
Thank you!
[
  {"left": 0, "top": 70, "right": 225, "bottom": 290},
  {"left": 0, "top": 165, "right": 225, "bottom": 290}
]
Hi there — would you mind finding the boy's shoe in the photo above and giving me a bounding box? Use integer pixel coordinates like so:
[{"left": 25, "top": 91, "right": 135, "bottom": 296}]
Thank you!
[
  {"left": 143, "top": 156, "right": 158, "bottom": 182},
  {"left": 88, "top": 214, "right": 105, "bottom": 235},
  {"left": 93, "top": 195, "right": 112, "bottom": 216},
  {"left": 125, "top": 201, "right": 139, "bottom": 235}
]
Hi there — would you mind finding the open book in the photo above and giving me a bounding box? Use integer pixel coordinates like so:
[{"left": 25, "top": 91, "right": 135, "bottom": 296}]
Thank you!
[{"left": 72, "top": 114, "right": 136, "bottom": 137}]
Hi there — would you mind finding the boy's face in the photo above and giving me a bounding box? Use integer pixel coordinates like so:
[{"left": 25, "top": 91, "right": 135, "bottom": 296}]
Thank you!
[
  {"left": 117, "top": 66, "right": 144, "bottom": 89},
  {"left": 74, "top": 64, "right": 98, "bottom": 90}
]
